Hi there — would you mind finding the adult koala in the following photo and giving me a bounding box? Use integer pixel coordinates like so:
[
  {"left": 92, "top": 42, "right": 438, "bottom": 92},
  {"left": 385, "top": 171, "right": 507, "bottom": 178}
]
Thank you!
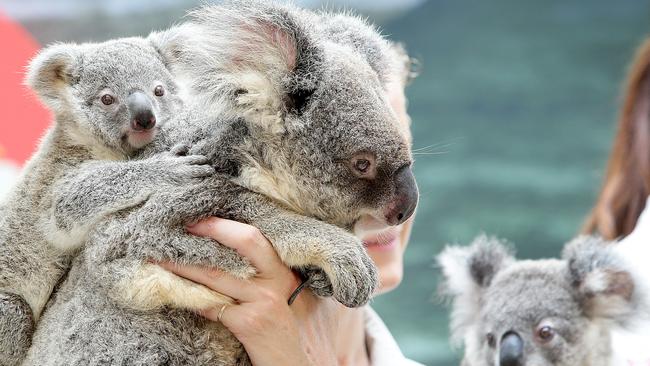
[
  {"left": 23, "top": 1, "right": 417, "bottom": 365},
  {"left": 437, "top": 236, "right": 643, "bottom": 366}
]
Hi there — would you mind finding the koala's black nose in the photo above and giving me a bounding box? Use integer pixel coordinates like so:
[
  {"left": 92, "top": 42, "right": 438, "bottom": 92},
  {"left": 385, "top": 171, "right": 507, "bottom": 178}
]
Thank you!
[
  {"left": 127, "top": 91, "right": 156, "bottom": 131},
  {"left": 385, "top": 165, "right": 418, "bottom": 226},
  {"left": 499, "top": 332, "right": 524, "bottom": 366}
]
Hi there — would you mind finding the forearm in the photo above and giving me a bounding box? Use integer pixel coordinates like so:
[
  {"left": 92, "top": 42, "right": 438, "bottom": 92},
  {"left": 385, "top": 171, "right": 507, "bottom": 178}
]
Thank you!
[
  {"left": 50, "top": 151, "right": 213, "bottom": 243},
  {"left": 50, "top": 160, "right": 157, "bottom": 239}
]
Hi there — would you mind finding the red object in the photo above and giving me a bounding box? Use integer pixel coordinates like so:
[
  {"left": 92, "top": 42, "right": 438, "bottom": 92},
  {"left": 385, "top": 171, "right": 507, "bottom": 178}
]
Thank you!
[{"left": 0, "top": 12, "right": 49, "bottom": 166}]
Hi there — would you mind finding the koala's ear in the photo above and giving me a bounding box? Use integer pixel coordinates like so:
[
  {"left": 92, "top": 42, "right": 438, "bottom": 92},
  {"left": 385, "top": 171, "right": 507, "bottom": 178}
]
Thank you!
[
  {"left": 25, "top": 43, "right": 81, "bottom": 108},
  {"left": 148, "top": 25, "right": 191, "bottom": 69},
  {"left": 178, "top": 2, "right": 321, "bottom": 124},
  {"left": 320, "top": 13, "right": 396, "bottom": 84},
  {"left": 437, "top": 235, "right": 515, "bottom": 345},
  {"left": 563, "top": 236, "right": 636, "bottom": 320}
]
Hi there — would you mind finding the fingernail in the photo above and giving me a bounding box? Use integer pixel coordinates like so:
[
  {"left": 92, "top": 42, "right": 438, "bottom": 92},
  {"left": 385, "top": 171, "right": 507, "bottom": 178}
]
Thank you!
[{"left": 186, "top": 222, "right": 209, "bottom": 237}]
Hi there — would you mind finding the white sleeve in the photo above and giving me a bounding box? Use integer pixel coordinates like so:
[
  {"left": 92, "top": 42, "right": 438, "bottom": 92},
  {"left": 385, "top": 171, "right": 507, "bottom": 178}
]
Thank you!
[
  {"left": 365, "top": 307, "right": 425, "bottom": 366},
  {"left": 616, "top": 196, "right": 650, "bottom": 285},
  {"left": 610, "top": 196, "right": 650, "bottom": 365}
]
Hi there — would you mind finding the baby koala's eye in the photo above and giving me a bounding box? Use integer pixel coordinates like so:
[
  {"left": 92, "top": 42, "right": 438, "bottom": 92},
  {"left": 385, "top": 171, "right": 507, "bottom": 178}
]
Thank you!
[
  {"left": 100, "top": 94, "right": 114, "bottom": 106},
  {"left": 154, "top": 85, "right": 165, "bottom": 97},
  {"left": 536, "top": 325, "right": 555, "bottom": 343},
  {"left": 348, "top": 152, "right": 377, "bottom": 179},
  {"left": 486, "top": 332, "right": 496, "bottom": 348}
]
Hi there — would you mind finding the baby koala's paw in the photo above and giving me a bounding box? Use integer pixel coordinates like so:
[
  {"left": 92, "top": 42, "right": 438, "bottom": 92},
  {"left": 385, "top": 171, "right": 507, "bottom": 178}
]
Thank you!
[
  {"left": 156, "top": 144, "right": 215, "bottom": 184},
  {"left": 0, "top": 291, "right": 35, "bottom": 365},
  {"left": 320, "top": 235, "right": 379, "bottom": 308}
]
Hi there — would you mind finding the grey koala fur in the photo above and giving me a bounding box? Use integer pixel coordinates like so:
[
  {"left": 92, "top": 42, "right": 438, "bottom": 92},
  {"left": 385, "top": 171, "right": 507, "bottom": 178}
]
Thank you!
[
  {"left": 438, "top": 235, "right": 641, "bottom": 366},
  {"left": 22, "top": 1, "right": 417, "bottom": 365},
  {"left": 0, "top": 37, "right": 214, "bottom": 366}
]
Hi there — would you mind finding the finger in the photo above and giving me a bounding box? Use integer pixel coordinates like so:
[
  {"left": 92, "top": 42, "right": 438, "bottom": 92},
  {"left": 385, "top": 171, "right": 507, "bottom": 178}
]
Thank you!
[
  {"left": 200, "top": 303, "right": 232, "bottom": 324},
  {"left": 157, "top": 262, "right": 257, "bottom": 302},
  {"left": 199, "top": 301, "right": 251, "bottom": 326},
  {"left": 186, "top": 217, "right": 282, "bottom": 275}
]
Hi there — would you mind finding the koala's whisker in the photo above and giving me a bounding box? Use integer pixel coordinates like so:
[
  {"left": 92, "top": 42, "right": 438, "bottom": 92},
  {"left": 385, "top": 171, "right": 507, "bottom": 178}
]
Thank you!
[
  {"left": 412, "top": 137, "right": 465, "bottom": 154},
  {"left": 413, "top": 151, "right": 449, "bottom": 156},
  {"left": 412, "top": 144, "right": 448, "bottom": 153}
]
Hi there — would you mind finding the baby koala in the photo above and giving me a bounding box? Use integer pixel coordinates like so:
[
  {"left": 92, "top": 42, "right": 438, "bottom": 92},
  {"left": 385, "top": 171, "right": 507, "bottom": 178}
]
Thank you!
[
  {"left": 0, "top": 37, "right": 211, "bottom": 365},
  {"left": 438, "top": 235, "right": 642, "bottom": 366}
]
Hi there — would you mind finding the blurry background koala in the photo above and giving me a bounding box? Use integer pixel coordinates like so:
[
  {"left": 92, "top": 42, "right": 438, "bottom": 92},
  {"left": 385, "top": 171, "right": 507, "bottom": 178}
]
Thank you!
[
  {"left": 437, "top": 235, "right": 641, "bottom": 366},
  {"left": 0, "top": 0, "right": 649, "bottom": 365}
]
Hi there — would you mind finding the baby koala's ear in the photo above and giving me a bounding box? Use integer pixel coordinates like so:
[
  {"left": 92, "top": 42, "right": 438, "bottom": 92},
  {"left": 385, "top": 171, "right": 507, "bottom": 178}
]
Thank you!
[
  {"left": 563, "top": 236, "right": 636, "bottom": 320},
  {"left": 437, "top": 235, "right": 514, "bottom": 345},
  {"left": 25, "top": 43, "right": 81, "bottom": 109}
]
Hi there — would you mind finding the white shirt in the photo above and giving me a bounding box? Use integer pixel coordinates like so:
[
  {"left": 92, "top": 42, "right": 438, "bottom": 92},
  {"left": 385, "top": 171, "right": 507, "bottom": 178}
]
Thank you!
[
  {"left": 0, "top": 159, "right": 19, "bottom": 200},
  {"left": 365, "top": 307, "right": 424, "bottom": 366},
  {"left": 610, "top": 198, "right": 650, "bottom": 365}
]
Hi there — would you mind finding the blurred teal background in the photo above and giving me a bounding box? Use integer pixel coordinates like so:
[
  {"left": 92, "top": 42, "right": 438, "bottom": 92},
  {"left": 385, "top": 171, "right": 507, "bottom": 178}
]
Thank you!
[{"left": 1, "top": 0, "right": 649, "bottom": 364}]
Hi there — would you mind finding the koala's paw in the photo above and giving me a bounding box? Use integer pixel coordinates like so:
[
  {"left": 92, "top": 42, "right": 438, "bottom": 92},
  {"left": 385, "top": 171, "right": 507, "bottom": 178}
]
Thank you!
[
  {"left": 320, "top": 239, "right": 379, "bottom": 308},
  {"left": 158, "top": 144, "right": 215, "bottom": 184},
  {"left": 0, "top": 291, "right": 35, "bottom": 364}
]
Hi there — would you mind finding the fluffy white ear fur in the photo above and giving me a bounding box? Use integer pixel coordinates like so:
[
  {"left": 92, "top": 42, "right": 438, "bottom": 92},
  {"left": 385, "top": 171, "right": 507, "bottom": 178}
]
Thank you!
[
  {"left": 437, "top": 245, "right": 482, "bottom": 347},
  {"left": 152, "top": 2, "right": 307, "bottom": 133},
  {"left": 25, "top": 43, "right": 80, "bottom": 111},
  {"left": 580, "top": 268, "right": 635, "bottom": 319},
  {"left": 564, "top": 236, "right": 637, "bottom": 321},
  {"left": 187, "top": 2, "right": 299, "bottom": 74}
]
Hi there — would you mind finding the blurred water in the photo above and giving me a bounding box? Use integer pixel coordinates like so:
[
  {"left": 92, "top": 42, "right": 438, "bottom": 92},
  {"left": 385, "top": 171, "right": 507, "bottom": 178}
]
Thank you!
[
  {"left": 375, "top": 1, "right": 650, "bottom": 364},
  {"left": 1, "top": 0, "right": 649, "bottom": 365}
]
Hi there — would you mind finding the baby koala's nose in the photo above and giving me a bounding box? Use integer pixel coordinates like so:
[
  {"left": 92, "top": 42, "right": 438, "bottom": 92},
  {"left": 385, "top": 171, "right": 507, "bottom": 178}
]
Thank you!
[
  {"left": 127, "top": 91, "right": 156, "bottom": 131},
  {"left": 133, "top": 110, "right": 156, "bottom": 131},
  {"left": 499, "top": 331, "right": 524, "bottom": 366}
]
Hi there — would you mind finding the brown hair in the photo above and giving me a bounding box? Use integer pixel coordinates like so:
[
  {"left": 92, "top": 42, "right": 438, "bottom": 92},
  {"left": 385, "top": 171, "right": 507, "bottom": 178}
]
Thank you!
[{"left": 583, "top": 38, "right": 650, "bottom": 240}]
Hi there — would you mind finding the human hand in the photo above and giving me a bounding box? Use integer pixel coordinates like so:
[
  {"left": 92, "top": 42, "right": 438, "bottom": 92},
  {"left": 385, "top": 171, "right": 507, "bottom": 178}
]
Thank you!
[{"left": 158, "top": 217, "right": 341, "bottom": 366}]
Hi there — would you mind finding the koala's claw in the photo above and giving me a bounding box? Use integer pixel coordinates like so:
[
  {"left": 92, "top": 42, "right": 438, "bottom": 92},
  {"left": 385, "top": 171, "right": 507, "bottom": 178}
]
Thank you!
[
  {"left": 160, "top": 152, "right": 215, "bottom": 184},
  {"left": 182, "top": 154, "right": 210, "bottom": 165},
  {"left": 170, "top": 143, "right": 191, "bottom": 156},
  {"left": 0, "top": 291, "right": 35, "bottom": 364},
  {"left": 301, "top": 267, "right": 334, "bottom": 298},
  {"left": 179, "top": 155, "right": 214, "bottom": 177}
]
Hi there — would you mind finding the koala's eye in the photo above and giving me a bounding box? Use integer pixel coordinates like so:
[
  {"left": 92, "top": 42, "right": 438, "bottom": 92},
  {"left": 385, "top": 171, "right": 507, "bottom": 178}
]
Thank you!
[
  {"left": 349, "top": 152, "right": 377, "bottom": 179},
  {"left": 356, "top": 159, "right": 370, "bottom": 172},
  {"left": 536, "top": 325, "right": 555, "bottom": 343},
  {"left": 100, "top": 94, "right": 114, "bottom": 106},
  {"left": 154, "top": 85, "right": 165, "bottom": 97},
  {"left": 486, "top": 333, "right": 496, "bottom": 348}
]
